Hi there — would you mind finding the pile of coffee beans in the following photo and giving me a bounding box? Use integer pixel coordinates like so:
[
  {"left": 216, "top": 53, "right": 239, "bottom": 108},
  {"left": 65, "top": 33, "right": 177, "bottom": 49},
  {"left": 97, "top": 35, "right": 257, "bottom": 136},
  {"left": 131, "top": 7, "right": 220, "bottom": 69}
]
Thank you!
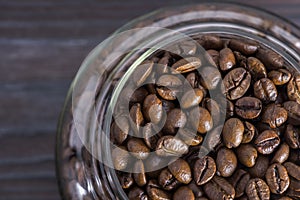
[{"left": 110, "top": 34, "right": 300, "bottom": 200}]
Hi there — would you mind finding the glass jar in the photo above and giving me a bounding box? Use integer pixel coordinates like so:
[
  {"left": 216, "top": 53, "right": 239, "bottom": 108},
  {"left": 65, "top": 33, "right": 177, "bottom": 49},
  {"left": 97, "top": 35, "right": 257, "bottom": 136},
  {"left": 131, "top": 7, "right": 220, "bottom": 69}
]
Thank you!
[{"left": 56, "top": 2, "right": 300, "bottom": 200}]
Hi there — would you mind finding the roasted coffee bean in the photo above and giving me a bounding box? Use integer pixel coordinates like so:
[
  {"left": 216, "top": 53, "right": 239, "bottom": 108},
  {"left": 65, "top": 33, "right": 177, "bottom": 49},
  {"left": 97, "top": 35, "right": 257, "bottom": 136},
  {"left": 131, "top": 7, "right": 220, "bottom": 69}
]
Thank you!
[
  {"left": 223, "top": 67, "right": 251, "bottom": 100},
  {"left": 234, "top": 51, "right": 247, "bottom": 68},
  {"left": 247, "top": 57, "right": 267, "bottom": 81},
  {"left": 197, "top": 34, "right": 223, "bottom": 50},
  {"left": 278, "top": 197, "right": 293, "bottom": 200},
  {"left": 246, "top": 178, "right": 270, "bottom": 200},
  {"left": 235, "top": 97, "right": 262, "bottom": 119},
  {"left": 189, "top": 107, "right": 213, "bottom": 134},
  {"left": 133, "top": 60, "right": 154, "bottom": 86},
  {"left": 118, "top": 172, "right": 133, "bottom": 189},
  {"left": 242, "top": 121, "right": 257, "bottom": 143},
  {"left": 157, "top": 74, "right": 182, "bottom": 88},
  {"left": 256, "top": 48, "right": 284, "bottom": 70},
  {"left": 143, "top": 123, "right": 162, "bottom": 149},
  {"left": 178, "top": 128, "right": 203, "bottom": 146},
  {"left": 147, "top": 180, "right": 171, "bottom": 200},
  {"left": 199, "top": 66, "right": 222, "bottom": 90},
  {"left": 287, "top": 75, "right": 300, "bottom": 104},
  {"left": 157, "top": 55, "right": 171, "bottom": 74},
  {"left": 156, "top": 136, "right": 189, "bottom": 157},
  {"left": 143, "top": 94, "right": 163, "bottom": 124},
  {"left": 111, "top": 116, "right": 129, "bottom": 145},
  {"left": 289, "top": 149, "right": 300, "bottom": 165},
  {"left": 216, "top": 147, "right": 237, "bottom": 177},
  {"left": 206, "top": 49, "right": 219, "bottom": 66},
  {"left": 219, "top": 47, "right": 236, "bottom": 71},
  {"left": 187, "top": 181, "right": 205, "bottom": 198},
  {"left": 283, "top": 162, "right": 300, "bottom": 181},
  {"left": 283, "top": 101, "right": 300, "bottom": 125},
  {"left": 186, "top": 72, "right": 199, "bottom": 88},
  {"left": 161, "top": 99, "right": 175, "bottom": 114},
  {"left": 127, "top": 138, "right": 150, "bottom": 160},
  {"left": 268, "top": 69, "right": 291, "bottom": 85},
  {"left": 284, "top": 124, "right": 300, "bottom": 149},
  {"left": 193, "top": 156, "right": 216, "bottom": 185},
  {"left": 261, "top": 104, "right": 288, "bottom": 128},
  {"left": 248, "top": 155, "right": 270, "bottom": 178},
  {"left": 205, "top": 125, "right": 222, "bottom": 151},
  {"left": 158, "top": 168, "right": 180, "bottom": 191},
  {"left": 168, "top": 158, "right": 192, "bottom": 184},
  {"left": 203, "top": 175, "right": 235, "bottom": 200},
  {"left": 134, "top": 160, "right": 147, "bottom": 187},
  {"left": 254, "top": 130, "right": 280, "bottom": 155},
  {"left": 112, "top": 146, "right": 130, "bottom": 171},
  {"left": 172, "top": 57, "right": 202, "bottom": 73},
  {"left": 130, "top": 87, "right": 149, "bottom": 103},
  {"left": 229, "top": 39, "right": 258, "bottom": 55},
  {"left": 226, "top": 99, "right": 235, "bottom": 118},
  {"left": 289, "top": 177, "right": 300, "bottom": 192},
  {"left": 265, "top": 163, "right": 290, "bottom": 194},
  {"left": 145, "top": 154, "right": 171, "bottom": 178},
  {"left": 202, "top": 98, "right": 222, "bottom": 126},
  {"left": 156, "top": 87, "right": 178, "bottom": 100},
  {"left": 173, "top": 186, "right": 195, "bottom": 200},
  {"left": 181, "top": 88, "right": 204, "bottom": 109},
  {"left": 177, "top": 40, "right": 198, "bottom": 56},
  {"left": 286, "top": 188, "right": 300, "bottom": 199},
  {"left": 222, "top": 118, "right": 244, "bottom": 148},
  {"left": 254, "top": 78, "right": 278, "bottom": 102},
  {"left": 237, "top": 144, "right": 258, "bottom": 167},
  {"left": 130, "top": 103, "right": 144, "bottom": 136},
  {"left": 163, "top": 108, "right": 187, "bottom": 135},
  {"left": 228, "top": 169, "right": 250, "bottom": 198},
  {"left": 271, "top": 143, "right": 290, "bottom": 164},
  {"left": 184, "top": 146, "right": 209, "bottom": 165},
  {"left": 128, "top": 186, "right": 148, "bottom": 200}
]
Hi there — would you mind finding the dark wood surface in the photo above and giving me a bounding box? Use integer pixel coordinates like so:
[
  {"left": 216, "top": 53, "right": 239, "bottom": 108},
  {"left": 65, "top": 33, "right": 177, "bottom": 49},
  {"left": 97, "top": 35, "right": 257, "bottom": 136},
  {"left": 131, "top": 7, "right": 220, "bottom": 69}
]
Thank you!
[{"left": 0, "top": 0, "right": 299, "bottom": 199}]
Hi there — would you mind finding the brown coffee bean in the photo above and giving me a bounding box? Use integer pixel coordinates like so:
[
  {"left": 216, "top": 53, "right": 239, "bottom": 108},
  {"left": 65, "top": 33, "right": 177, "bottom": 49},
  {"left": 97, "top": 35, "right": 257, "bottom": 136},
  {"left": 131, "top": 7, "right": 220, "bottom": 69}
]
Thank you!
[
  {"left": 133, "top": 60, "right": 154, "bottom": 86},
  {"left": 206, "top": 49, "right": 219, "bottom": 66},
  {"left": 143, "top": 94, "right": 163, "bottom": 124},
  {"left": 186, "top": 72, "right": 199, "bottom": 88},
  {"left": 254, "top": 78, "right": 278, "bottom": 102},
  {"left": 194, "top": 156, "right": 216, "bottom": 185},
  {"left": 283, "top": 162, "right": 300, "bottom": 181},
  {"left": 145, "top": 154, "right": 171, "bottom": 178},
  {"left": 157, "top": 55, "right": 171, "bottom": 74},
  {"left": 247, "top": 57, "right": 267, "bottom": 81},
  {"left": 112, "top": 146, "right": 130, "bottom": 170},
  {"left": 180, "top": 88, "right": 204, "bottom": 109},
  {"left": 205, "top": 125, "right": 222, "bottom": 151},
  {"left": 147, "top": 180, "right": 171, "bottom": 200},
  {"left": 128, "top": 186, "right": 148, "bottom": 200},
  {"left": 161, "top": 100, "right": 175, "bottom": 114},
  {"left": 127, "top": 138, "right": 150, "bottom": 160},
  {"left": 199, "top": 66, "right": 222, "bottom": 90},
  {"left": 283, "top": 101, "right": 300, "bottom": 125},
  {"left": 228, "top": 169, "right": 250, "bottom": 198},
  {"left": 248, "top": 155, "right": 270, "bottom": 178},
  {"left": 234, "top": 51, "right": 247, "bottom": 68},
  {"left": 285, "top": 124, "right": 300, "bottom": 149},
  {"left": 172, "top": 57, "right": 202, "bottom": 73},
  {"left": 246, "top": 178, "right": 270, "bottom": 200},
  {"left": 157, "top": 74, "right": 182, "bottom": 88},
  {"left": 134, "top": 160, "right": 147, "bottom": 187},
  {"left": 256, "top": 48, "right": 284, "bottom": 70},
  {"left": 287, "top": 75, "right": 300, "bottom": 104},
  {"left": 163, "top": 108, "right": 187, "bottom": 135},
  {"left": 130, "top": 103, "right": 145, "bottom": 136},
  {"left": 189, "top": 107, "right": 213, "bottom": 134},
  {"left": 118, "top": 172, "right": 133, "bottom": 189},
  {"left": 229, "top": 39, "right": 258, "bottom": 55},
  {"left": 262, "top": 104, "right": 288, "bottom": 128},
  {"left": 178, "top": 128, "right": 203, "bottom": 146},
  {"left": 202, "top": 98, "right": 222, "bottom": 125},
  {"left": 173, "top": 186, "right": 195, "bottom": 200},
  {"left": 158, "top": 168, "right": 180, "bottom": 191},
  {"left": 111, "top": 116, "right": 129, "bottom": 145},
  {"left": 219, "top": 48, "right": 236, "bottom": 71},
  {"left": 286, "top": 188, "right": 300, "bottom": 199},
  {"left": 242, "top": 121, "right": 257, "bottom": 143},
  {"left": 156, "top": 87, "right": 178, "bottom": 100},
  {"left": 216, "top": 147, "right": 237, "bottom": 177},
  {"left": 197, "top": 34, "right": 223, "bottom": 50},
  {"left": 266, "top": 163, "right": 290, "bottom": 194},
  {"left": 278, "top": 197, "right": 293, "bottom": 200},
  {"left": 268, "top": 69, "right": 291, "bottom": 85},
  {"left": 237, "top": 144, "right": 258, "bottom": 167},
  {"left": 235, "top": 97, "right": 262, "bottom": 119},
  {"left": 203, "top": 175, "right": 235, "bottom": 200},
  {"left": 143, "top": 123, "right": 162, "bottom": 150},
  {"left": 271, "top": 143, "right": 290, "bottom": 164},
  {"left": 130, "top": 87, "right": 149, "bottom": 103},
  {"left": 187, "top": 181, "right": 205, "bottom": 198},
  {"left": 223, "top": 67, "right": 251, "bottom": 100},
  {"left": 156, "top": 136, "right": 189, "bottom": 157},
  {"left": 254, "top": 130, "right": 280, "bottom": 155},
  {"left": 222, "top": 118, "right": 244, "bottom": 148},
  {"left": 226, "top": 99, "right": 235, "bottom": 118},
  {"left": 289, "top": 177, "right": 300, "bottom": 192},
  {"left": 168, "top": 158, "right": 192, "bottom": 184},
  {"left": 178, "top": 40, "right": 198, "bottom": 56}
]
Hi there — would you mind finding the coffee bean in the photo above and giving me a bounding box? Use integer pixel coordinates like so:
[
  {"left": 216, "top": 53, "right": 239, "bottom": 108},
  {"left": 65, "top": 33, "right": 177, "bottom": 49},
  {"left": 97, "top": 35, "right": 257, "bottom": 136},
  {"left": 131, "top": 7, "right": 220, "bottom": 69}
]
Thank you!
[
  {"left": 278, "top": 197, "right": 293, "bottom": 200},
  {"left": 261, "top": 104, "right": 288, "bottom": 128},
  {"left": 271, "top": 143, "right": 290, "bottom": 164},
  {"left": 157, "top": 55, "right": 171, "bottom": 74},
  {"left": 205, "top": 125, "right": 222, "bottom": 151},
  {"left": 178, "top": 40, "right": 198, "bottom": 56},
  {"left": 287, "top": 75, "right": 300, "bottom": 104},
  {"left": 199, "top": 66, "right": 222, "bottom": 89},
  {"left": 156, "top": 136, "right": 189, "bottom": 157},
  {"left": 143, "top": 94, "right": 163, "bottom": 124},
  {"left": 168, "top": 158, "right": 192, "bottom": 184},
  {"left": 223, "top": 67, "right": 251, "bottom": 100},
  {"left": 216, "top": 147, "right": 237, "bottom": 177},
  {"left": 206, "top": 49, "right": 219, "bottom": 66},
  {"left": 161, "top": 100, "right": 175, "bottom": 114},
  {"left": 197, "top": 34, "right": 223, "bottom": 50},
  {"left": 163, "top": 108, "right": 187, "bottom": 135},
  {"left": 254, "top": 78, "right": 278, "bottom": 102},
  {"left": 222, "top": 118, "right": 244, "bottom": 148},
  {"left": 118, "top": 172, "right": 133, "bottom": 189},
  {"left": 178, "top": 128, "right": 203, "bottom": 146},
  {"left": 226, "top": 99, "right": 235, "bottom": 118},
  {"left": 246, "top": 178, "right": 270, "bottom": 200},
  {"left": 180, "top": 88, "right": 204, "bottom": 109},
  {"left": 284, "top": 124, "right": 300, "bottom": 149},
  {"left": 203, "top": 175, "right": 235, "bottom": 200},
  {"left": 193, "top": 156, "right": 216, "bottom": 185},
  {"left": 127, "top": 138, "right": 150, "bottom": 160},
  {"left": 283, "top": 101, "right": 300, "bottom": 125},
  {"left": 112, "top": 146, "right": 130, "bottom": 171},
  {"left": 189, "top": 107, "right": 213, "bottom": 134},
  {"left": 172, "top": 57, "right": 202, "bottom": 73},
  {"left": 158, "top": 168, "right": 180, "bottom": 191},
  {"left": 283, "top": 162, "right": 300, "bottom": 181},
  {"left": 289, "top": 177, "right": 300, "bottom": 192},
  {"left": 202, "top": 98, "right": 222, "bottom": 125},
  {"left": 247, "top": 57, "right": 267, "bottom": 81},
  {"left": 157, "top": 74, "right": 182, "bottom": 88},
  {"left": 228, "top": 169, "right": 250, "bottom": 198},
  {"left": 235, "top": 97, "right": 262, "bottom": 119},
  {"left": 133, "top": 60, "right": 154, "bottom": 86},
  {"left": 156, "top": 87, "right": 178, "bottom": 100},
  {"left": 248, "top": 155, "right": 270, "bottom": 178},
  {"left": 268, "top": 69, "right": 291, "bottom": 85},
  {"left": 111, "top": 116, "right": 129, "bottom": 145},
  {"left": 237, "top": 144, "right": 258, "bottom": 167},
  {"left": 187, "top": 181, "right": 205, "bottom": 198},
  {"left": 229, "top": 39, "right": 258, "bottom": 55},
  {"left": 145, "top": 154, "right": 171, "bottom": 178},
  {"left": 265, "top": 163, "right": 290, "bottom": 194},
  {"left": 147, "top": 180, "right": 171, "bottom": 200},
  {"left": 143, "top": 123, "right": 162, "bottom": 150},
  {"left": 186, "top": 72, "right": 199, "bottom": 88},
  {"left": 134, "top": 160, "right": 147, "bottom": 187},
  {"left": 219, "top": 47, "right": 236, "bottom": 71},
  {"left": 128, "top": 186, "right": 148, "bottom": 200},
  {"left": 234, "top": 51, "right": 247, "bottom": 68},
  {"left": 173, "top": 186, "right": 195, "bottom": 200},
  {"left": 130, "top": 103, "right": 145, "bottom": 136},
  {"left": 130, "top": 87, "right": 149, "bottom": 103},
  {"left": 256, "top": 48, "right": 284, "bottom": 70},
  {"left": 242, "top": 121, "right": 257, "bottom": 143},
  {"left": 254, "top": 130, "right": 280, "bottom": 155}
]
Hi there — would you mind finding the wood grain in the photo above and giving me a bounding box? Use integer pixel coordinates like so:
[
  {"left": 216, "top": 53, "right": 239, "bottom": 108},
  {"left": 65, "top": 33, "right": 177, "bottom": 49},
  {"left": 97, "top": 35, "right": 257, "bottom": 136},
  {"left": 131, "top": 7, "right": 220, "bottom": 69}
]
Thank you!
[{"left": 0, "top": 0, "right": 299, "bottom": 199}]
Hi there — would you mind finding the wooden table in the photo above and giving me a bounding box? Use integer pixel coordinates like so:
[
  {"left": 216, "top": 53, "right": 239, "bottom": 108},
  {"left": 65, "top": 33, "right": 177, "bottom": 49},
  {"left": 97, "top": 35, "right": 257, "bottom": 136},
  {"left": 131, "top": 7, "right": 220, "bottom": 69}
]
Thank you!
[{"left": 0, "top": 0, "right": 299, "bottom": 199}]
